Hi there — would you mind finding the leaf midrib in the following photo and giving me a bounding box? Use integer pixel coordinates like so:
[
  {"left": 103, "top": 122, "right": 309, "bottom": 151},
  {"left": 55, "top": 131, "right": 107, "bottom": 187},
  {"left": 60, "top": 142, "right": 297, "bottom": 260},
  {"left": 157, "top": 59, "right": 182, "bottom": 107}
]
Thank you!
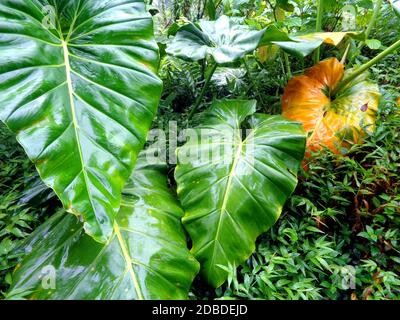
[
  {"left": 62, "top": 40, "right": 97, "bottom": 219},
  {"left": 114, "top": 222, "right": 144, "bottom": 300},
  {"left": 63, "top": 39, "right": 144, "bottom": 301},
  {"left": 61, "top": 25, "right": 144, "bottom": 300},
  {"left": 207, "top": 133, "right": 244, "bottom": 283}
]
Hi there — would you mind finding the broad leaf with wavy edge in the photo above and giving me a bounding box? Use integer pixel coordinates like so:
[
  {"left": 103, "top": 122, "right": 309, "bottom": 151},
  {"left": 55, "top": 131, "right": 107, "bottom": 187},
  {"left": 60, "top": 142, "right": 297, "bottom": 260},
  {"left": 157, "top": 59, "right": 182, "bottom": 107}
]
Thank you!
[
  {"left": 0, "top": 0, "right": 163, "bottom": 243},
  {"left": 166, "top": 15, "right": 265, "bottom": 64},
  {"left": 175, "top": 100, "right": 306, "bottom": 287},
  {"left": 7, "top": 151, "right": 199, "bottom": 300}
]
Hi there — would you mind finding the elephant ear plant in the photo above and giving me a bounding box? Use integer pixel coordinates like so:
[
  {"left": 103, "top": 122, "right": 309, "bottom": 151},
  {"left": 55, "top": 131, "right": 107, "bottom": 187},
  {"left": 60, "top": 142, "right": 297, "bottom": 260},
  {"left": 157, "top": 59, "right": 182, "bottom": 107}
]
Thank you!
[
  {"left": 175, "top": 100, "right": 306, "bottom": 287},
  {"left": 7, "top": 150, "right": 199, "bottom": 300},
  {"left": 0, "top": 0, "right": 162, "bottom": 243},
  {"left": 1, "top": 1, "right": 308, "bottom": 298}
]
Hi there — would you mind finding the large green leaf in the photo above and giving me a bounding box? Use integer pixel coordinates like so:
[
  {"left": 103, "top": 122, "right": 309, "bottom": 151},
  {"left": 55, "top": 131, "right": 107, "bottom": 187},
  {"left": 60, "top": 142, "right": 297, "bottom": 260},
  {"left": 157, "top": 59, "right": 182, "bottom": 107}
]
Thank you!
[
  {"left": 0, "top": 0, "right": 163, "bottom": 243},
  {"left": 165, "top": 15, "right": 265, "bottom": 64},
  {"left": 175, "top": 100, "right": 306, "bottom": 287},
  {"left": 7, "top": 151, "right": 199, "bottom": 300}
]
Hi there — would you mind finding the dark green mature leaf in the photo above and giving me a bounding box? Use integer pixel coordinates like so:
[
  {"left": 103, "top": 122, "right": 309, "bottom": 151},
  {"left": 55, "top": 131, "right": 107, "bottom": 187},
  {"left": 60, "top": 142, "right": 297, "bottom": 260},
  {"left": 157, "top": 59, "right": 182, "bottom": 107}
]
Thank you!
[
  {"left": 7, "top": 151, "right": 199, "bottom": 300},
  {"left": 175, "top": 100, "right": 306, "bottom": 287},
  {"left": 206, "top": 0, "right": 217, "bottom": 20},
  {"left": 0, "top": 0, "right": 163, "bottom": 243},
  {"left": 166, "top": 15, "right": 265, "bottom": 64}
]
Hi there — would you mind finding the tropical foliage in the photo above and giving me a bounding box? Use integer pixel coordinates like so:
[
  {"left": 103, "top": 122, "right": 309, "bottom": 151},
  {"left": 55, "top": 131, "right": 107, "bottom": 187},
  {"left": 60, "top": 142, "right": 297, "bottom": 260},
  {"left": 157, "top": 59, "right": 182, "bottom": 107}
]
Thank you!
[{"left": 0, "top": 0, "right": 399, "bottom": 300}]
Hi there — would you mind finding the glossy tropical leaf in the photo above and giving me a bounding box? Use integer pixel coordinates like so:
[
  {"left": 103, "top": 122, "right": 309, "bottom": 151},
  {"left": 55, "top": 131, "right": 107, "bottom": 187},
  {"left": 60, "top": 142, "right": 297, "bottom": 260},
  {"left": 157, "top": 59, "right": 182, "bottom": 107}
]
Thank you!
[
  {"left": 165, "top": 15, "right": 265, "bottom": 64},
  {"left": 0, "top": 0, "right": 163, "bottom": 243},
  {"left": 282, "top": 58, "right": 380, "bottom": 154},
  {"left": 7, "top": 151, "right": 199, "bottom": 300},
  {"left": 175, "top": 100, "right": 306, "bottom": 287}
]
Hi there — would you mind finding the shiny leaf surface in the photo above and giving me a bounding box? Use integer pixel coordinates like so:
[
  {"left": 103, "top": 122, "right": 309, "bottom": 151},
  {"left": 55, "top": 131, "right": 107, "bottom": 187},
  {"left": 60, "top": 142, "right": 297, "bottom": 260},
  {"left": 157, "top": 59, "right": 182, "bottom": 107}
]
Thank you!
[
  {"left": 8, "top": 152, "right": 199, "bottom": 300},
  {"left": 166, "top": 15, "right": 265, "bottom": 64},
  {"left": 282, "top": 58, "right": 380, "bottom": 154},
  {"left": 0, "top": 0, "right": 163, "bottom": 242},
  {"left": 175, "top": 100, "right": 306, "bottom": 287}
]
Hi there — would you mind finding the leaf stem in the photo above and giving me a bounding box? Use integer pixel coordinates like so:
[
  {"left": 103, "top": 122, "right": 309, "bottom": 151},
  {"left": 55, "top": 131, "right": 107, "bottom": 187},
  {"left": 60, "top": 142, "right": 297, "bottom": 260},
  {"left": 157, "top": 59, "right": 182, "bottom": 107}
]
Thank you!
[
  {"left": 334, "top": 38, "right": 400, "bottom": 95},
  {"left": 365, "top": 0, "right": 383, "bottom": 40},
  {"left": 314, "top": 0, "right": 323, "bottom": 64},
  {"left": 284, "top": 53, "right": 292, "bottom": 79},
  {"left": 350, "top": 0, "right": 383, "bottom": 65},
  {"left": 188, "top": 63, "right": 217, "bottom": 120}
]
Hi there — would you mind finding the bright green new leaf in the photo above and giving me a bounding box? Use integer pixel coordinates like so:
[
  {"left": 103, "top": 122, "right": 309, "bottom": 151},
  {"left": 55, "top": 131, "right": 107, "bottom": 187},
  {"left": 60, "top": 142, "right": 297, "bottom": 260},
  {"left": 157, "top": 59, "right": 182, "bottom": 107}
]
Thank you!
[
  {"left": 0, "top": 0, "right": 163, "bottom": 243},
  {"left": 365, "top": 39, "right": 382, "bottom": 50},
  {"left": 7, "top": 151, "right": 199, "bottom": 300},
  {"left": 175, "top": 100, "right": 306, "bottom": 287},
  {"left": 166, "top": 15, "right": 265, "bottom": 64}
]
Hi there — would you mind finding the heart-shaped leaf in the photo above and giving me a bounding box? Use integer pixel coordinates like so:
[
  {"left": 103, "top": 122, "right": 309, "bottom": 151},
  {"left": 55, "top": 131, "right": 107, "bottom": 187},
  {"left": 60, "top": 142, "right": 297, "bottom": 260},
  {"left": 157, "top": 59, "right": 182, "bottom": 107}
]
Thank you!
[
  {"left": 166, "top": 15, "right": 265, "bottom": 64},
  {"left": 7, "top": 151, "right": 199, "bottom": 300},
  {"left": 0, "top": 0, "right": 162, "bottom": 242},
  {"left": 175, "top": 100, "right": 306, "bottom": 287},
  {"left": 282, "top": 58, "right": 380, "bottom": 154}
]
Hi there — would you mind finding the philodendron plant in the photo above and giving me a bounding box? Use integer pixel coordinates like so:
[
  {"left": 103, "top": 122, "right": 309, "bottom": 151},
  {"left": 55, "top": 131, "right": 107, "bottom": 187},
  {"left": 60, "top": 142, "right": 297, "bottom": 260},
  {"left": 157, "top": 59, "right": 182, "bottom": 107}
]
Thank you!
[
  {"left": 1, "top": 1, "right": 307, "bottom": 299},
  {"left": 7, "top": 150, "right": 200, "bottom": 300},
  {"left": 175, "top": 100, "right": 306, "bottom": 287},
  {"left": 165, "top": 15, "right": 360, "bottom": 119}
]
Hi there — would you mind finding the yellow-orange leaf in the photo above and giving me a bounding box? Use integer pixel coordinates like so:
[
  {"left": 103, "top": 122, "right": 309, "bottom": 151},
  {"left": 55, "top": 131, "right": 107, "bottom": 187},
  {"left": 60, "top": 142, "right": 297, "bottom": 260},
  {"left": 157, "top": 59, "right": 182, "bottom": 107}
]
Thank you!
[{"left": 282, "top": 58, "right": 380, "bottom": 155}]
